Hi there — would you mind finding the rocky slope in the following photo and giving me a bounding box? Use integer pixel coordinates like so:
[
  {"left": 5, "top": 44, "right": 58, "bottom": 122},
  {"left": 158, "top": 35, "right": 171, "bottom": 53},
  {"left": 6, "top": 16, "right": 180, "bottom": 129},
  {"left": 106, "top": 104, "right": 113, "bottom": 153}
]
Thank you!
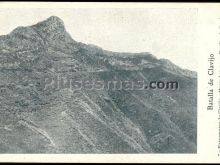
[{"left": 0, "top": 16, "right": 197, "bottom": 153}]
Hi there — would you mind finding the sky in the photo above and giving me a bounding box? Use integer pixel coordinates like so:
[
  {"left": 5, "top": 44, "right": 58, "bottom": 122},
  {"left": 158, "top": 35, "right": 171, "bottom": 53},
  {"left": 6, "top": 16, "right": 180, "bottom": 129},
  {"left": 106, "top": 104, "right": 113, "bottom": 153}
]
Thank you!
[{"left": 0, "top": 8, "right": 198, "bottom": 71}]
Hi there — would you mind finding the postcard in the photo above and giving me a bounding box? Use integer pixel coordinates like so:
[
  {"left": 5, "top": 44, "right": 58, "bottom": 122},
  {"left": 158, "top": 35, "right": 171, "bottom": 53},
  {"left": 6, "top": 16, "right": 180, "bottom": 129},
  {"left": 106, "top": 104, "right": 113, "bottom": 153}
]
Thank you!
[{"left": 0, "top": 2, "right": 219, "bottom": 163}]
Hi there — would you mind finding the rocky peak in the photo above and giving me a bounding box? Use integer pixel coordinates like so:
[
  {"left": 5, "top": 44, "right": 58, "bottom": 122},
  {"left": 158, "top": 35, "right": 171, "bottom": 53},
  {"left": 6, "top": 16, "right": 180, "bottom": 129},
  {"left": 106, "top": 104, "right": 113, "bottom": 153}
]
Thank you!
[{"left": 33, "top": 16, "right": 65, "bottom": 31}]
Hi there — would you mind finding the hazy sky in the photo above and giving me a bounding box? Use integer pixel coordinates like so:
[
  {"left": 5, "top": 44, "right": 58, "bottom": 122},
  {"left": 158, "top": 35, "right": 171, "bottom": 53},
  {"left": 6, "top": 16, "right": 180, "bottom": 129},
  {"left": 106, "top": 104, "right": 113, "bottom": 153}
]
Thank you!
[{"left": 0, "top": 8, "right": 198, "bottom": 71}]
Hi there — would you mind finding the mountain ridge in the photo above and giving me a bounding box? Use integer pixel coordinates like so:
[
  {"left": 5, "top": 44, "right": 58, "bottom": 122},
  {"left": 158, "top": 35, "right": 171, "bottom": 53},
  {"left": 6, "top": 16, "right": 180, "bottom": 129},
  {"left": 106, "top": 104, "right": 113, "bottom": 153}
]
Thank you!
[
  {"left": 1, "top": 16, "right": 196, "bottom": 77},
  {"left": 0, "top": 16, "right": 197, "bottom": 153}
]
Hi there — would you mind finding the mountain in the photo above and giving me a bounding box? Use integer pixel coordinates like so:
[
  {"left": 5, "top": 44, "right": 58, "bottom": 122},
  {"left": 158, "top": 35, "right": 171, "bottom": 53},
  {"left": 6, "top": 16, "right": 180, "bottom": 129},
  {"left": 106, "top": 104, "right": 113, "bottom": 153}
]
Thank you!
[{"left": 0, "top": 16, "right": 197, "bottom": 153}]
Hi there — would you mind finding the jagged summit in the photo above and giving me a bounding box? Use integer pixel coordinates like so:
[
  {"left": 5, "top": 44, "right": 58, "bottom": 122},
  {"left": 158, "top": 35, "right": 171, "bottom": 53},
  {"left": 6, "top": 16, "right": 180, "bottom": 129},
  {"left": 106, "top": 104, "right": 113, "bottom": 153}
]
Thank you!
[
  {"left": 33, "top": 16, "right": 65, "bottom": 30},
  {"left": 29, "top": 16, "right": 67, "bottom": 41},
  {"left": 46, "top": 16, "right": 64, "bottom": 24},
  {"left": 9, "top": 16, "right": 65, "bottom": 36},
  {"left": 29, "top": 16, "right": 75, "bottom": 47}
]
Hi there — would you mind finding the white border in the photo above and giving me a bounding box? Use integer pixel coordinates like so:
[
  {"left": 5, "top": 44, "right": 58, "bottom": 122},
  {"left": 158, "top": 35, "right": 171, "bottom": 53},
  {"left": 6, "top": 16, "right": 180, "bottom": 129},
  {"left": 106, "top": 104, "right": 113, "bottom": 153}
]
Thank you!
[{"left": 0, "top": 2, "right": 219, "bottom": 163}]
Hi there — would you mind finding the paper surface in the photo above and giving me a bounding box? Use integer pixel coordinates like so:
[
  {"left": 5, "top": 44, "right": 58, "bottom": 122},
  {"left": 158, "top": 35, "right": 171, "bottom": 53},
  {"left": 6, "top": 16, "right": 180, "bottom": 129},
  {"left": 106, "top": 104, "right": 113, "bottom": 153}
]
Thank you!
[{"left": 0, "top": 2, "right": 219, "bottom": 163}]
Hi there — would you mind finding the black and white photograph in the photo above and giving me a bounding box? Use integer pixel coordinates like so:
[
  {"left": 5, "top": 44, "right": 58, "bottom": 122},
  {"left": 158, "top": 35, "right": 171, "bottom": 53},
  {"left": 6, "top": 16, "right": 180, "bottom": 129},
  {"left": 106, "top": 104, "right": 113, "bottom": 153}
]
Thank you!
[{"left": 0, "top": 2, "right": 219, "bottom": 163}]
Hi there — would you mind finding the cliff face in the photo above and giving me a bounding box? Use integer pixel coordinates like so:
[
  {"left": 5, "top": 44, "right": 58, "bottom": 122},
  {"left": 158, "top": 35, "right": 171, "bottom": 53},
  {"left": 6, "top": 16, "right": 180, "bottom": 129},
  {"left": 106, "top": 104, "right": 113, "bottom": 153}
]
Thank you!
[{"left": 0, "top": 16, "right": 197, "bottom": 153}]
